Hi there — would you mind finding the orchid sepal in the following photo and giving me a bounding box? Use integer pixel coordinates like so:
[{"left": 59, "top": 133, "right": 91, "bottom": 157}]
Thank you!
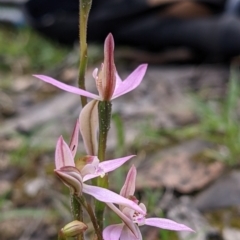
[
  {"left": 120, "top": 165, "right": 136, "bottom": 199},
  {"left": 106, "top": 203, "right": 139, "bottom": 238},
  {"left": 102, "top": 223, "right": 124, "bottom": 240},
  {"left": 96, "top": 33, "right": 116, "bottom": 101},
  {"left": 69, "top": 121, "right": 80, "bottom": 158},
  {"left": 55, "top": 166, "right": 83, "bottom": 196},
  {"left": 55, "top": 136, "right": 75, "bottom": 169},
  {"left": 82, "top": 184, "right": 145, "bottom": 215},
  {"left": 145, "top": 218, "right": 195, "bottom": 232}
]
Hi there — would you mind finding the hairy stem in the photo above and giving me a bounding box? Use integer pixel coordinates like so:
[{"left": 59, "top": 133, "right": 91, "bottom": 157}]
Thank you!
[
  {"left": 98, "top": 101, "right": 112, "bottom": 162},
  {"left": 75, "top": 195, "right": 103, "bottom": 240},
  {"left": 75, "top": 0, "right": 92, "bottom": 235},
  {"left": 70, "top": 195, "right": 84, "bottom": 240},
  {"left": 95, "top": 101, "right": 112, "bottom": 230}
]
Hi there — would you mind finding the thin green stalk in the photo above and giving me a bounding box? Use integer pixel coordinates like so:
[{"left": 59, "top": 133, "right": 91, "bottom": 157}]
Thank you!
[
  {"left": 74, "top": 0, "right": 92, "bottom": 236},
  {"left": 71, "top": 195, "right": 84, "bottom": 240},
  {"left": 95, "top": 101, "right": 112, "bottom": 230},
  {"left": 78, "top": 0, "right": 92, "bottom": 107},
  {"left": 75, "top": 195, "right": 103, "bottom": 240}
]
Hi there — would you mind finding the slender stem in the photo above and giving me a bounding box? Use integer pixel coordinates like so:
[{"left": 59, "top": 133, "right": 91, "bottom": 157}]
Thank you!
[
  {"left": 75, "top": 195, "right": 103, "bottom": 240},
  {"left": 78, "top": 0, "right": 92, "bottom": 107},
  {"left": 75, "top": 1, "right": 92, "bottom": 235},
  {"left": 95, "top": 101, "right": 112, "bottom": 230},
  {"left": 70, "top": 195, "right": 84, "bottom": 240}
]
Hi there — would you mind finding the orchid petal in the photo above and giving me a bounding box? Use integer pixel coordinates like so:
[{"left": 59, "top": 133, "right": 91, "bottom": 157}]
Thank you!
[
  {"left": 92, "top": 68, "right": 98, "bottom": 79},
  {"left": 120, "top": 165, "right": 137, "bottom": 198},
  {"left": 112, "top": 64, "right": 147, "bottom": 99},
  {"left": 83, "top": 155, "right": 135, "bottom": 182},
  {"left": 81, "top": 156, "right": 99, "bottom": 177},
  {"left": 106, "top": 203, "right": 139, "bottom": 238},
  {"left": 100, "top": 155, "right": 135, "bottom": 173},
  {"left": 33, "top": 75, "right": 100, "bottom": 100},
  {"left": 120, "top": 225, "right": 141, "bottom": 240},
  {"left": 69, "top": 121, "right": 79, "bottom": 157},
  {"left": 55, "top": 136, "right": 75, "bottom": 169},
  {"left": 81, "top": 164, "right": 96, "bottom": 178},
  {"left": 115, "top": 72, "right": 122, "bottom": 89},
  {"left": 145, "top": 218, "right": 194, "bottom": 232},
  {"left": 138, "top": 203, "right": 147, "bottom": 214},
  {"left": 103, "top": 224, "right": 124, "bottom": 240},
  {"left": 81, "top": 157, "right": 104, "bottom": 178},
  {"left": 82, "top": 184, "right": 145, "bottom": 214}
]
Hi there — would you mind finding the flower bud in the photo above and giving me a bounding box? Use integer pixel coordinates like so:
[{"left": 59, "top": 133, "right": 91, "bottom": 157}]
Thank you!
[
  {"left": 55, "top": 166, "right": 83, "bottom": 196},
  {"left": 79, "top": 100, "right": 99, "bottom": 155},
  {"left": 60, "top": 220, "right": 87, "bottom": 237},
  {"left": 95, "top": 33, "right": 116, "bottom": 101}
]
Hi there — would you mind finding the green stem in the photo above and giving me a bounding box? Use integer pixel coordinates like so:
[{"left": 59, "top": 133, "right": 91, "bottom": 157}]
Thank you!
[
  {"left": 75, "top": 195, "right": 103, "bottom": 240},
  {"left": 70, "top": 195, "right": 84, "bottom": 240},
  {"left": 78, "top": 0, "right": 92, "bottom": 107},
  {"left": 95, "top": 176, "right": 109, "bottom": 231},
  {"left": 95, "top": 101, "right": 112, "bottom": 230}
]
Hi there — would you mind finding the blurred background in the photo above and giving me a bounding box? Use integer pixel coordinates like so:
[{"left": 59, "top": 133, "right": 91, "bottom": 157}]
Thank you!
[{"left": 1, "top": 0, "right": 240, "bottom": 239}]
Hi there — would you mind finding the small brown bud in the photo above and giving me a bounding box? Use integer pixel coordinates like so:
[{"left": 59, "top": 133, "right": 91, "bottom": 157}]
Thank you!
[{"left": 60, "top": 220, "right": 88, "bottom": 238}]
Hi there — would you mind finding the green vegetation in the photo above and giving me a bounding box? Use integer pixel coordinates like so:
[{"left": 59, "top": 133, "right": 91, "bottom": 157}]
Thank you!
[
  {"left": 0, "top": 25, "right": 69, "bottom": 72},
  {"left": 194, "top": 66, "right": 240, "bottom": 166}
]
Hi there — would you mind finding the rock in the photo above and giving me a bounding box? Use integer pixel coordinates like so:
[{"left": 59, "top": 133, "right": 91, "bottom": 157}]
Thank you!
[
  {"left": 0, "top": 167, "right": 22, "bottom": 181},
  {"left": 0, "top": 180, "right": 12, "bottom": 197},
  {"left": 135, "top": 139, "right": 224, "bottom": 193},
  {"left": 0, "top": 219, "right": 31, "bottom": 240},
  {"left": 12, "top": 76, "right": 36, "bottom": 92},
  {"left": 0, "top": 90, "right": 16, "bottom": 117},
  {"left": 168, "top": 197, "right": 223, "bottom": 240},
  {"left": 24, "top": 177, "right": 46, "bottom": 197},
  {"left": 223, "top": 228, "right": 240, "bottom": 240},
  {"left": 0, "top": 92, "right": 80, "bottom": 136},
  {"left": 193, "top": 171, "right": 240, "bottom": 211}
]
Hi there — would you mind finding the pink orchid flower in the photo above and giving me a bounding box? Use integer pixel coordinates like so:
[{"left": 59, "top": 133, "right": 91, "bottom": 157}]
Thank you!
[
  {"left": 55, "top": 135, "right": 145, "bottom": 215},
  {"left": 66, "top": 121, "right": 135, "bottom": 182},
  {"left": 33, "top": 34, "right": 147, "bottom": 101},
  {"left": 103, "top": 165, "right": 194, "bottom": 240}
]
